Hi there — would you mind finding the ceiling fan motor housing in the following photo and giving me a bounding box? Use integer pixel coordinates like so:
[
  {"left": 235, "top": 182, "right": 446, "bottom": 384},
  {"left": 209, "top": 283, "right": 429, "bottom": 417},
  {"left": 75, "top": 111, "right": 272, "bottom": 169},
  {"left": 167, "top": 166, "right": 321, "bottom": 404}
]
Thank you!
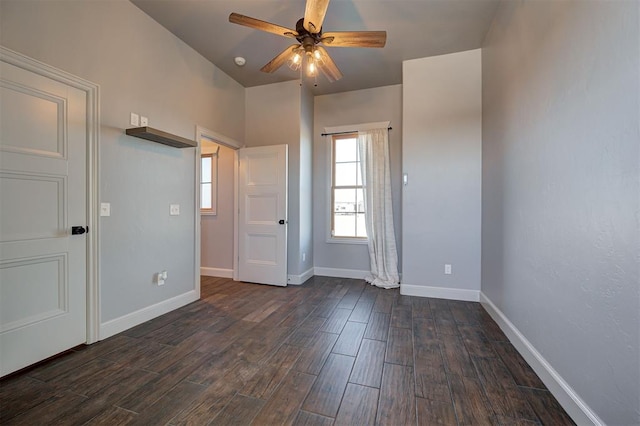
[{"left": 295, "top": 17, "right": 322, "bottom": 50}]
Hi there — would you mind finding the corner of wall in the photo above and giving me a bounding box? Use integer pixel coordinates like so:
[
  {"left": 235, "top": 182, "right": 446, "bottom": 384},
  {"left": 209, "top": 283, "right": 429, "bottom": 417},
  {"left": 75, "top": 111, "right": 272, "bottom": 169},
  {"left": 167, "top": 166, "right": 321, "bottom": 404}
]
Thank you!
[{"left": 480, "top": 292, "right": 604, "bottom": 426}]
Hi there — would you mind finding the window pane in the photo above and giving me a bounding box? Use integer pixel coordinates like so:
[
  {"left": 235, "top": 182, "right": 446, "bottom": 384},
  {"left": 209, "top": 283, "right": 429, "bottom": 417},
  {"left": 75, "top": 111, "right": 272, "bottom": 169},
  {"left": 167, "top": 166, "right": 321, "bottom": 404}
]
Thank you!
[
  {"left": 356, "top": 188, "right": 365, "bottom": 212},
  {"left": 201, "top": 183, "right": 212, "bottom": 209},
  {"left": 335, "top": 162, "right": 358, "bottom": 187},
  {"left": 334, "top": 188, "right": 356, "bottom": 213},
  {"left": 356, "top": 213, "right": 367, "bottom": 238},
  {"left": 201, "top": 157, "right": 212, "bottom": 183},
  {"left": 334, "top": 212, "right": 356, "bottom": 237},
  {"left": 335, "top": 137, "right": 357, "bottom": 163}
]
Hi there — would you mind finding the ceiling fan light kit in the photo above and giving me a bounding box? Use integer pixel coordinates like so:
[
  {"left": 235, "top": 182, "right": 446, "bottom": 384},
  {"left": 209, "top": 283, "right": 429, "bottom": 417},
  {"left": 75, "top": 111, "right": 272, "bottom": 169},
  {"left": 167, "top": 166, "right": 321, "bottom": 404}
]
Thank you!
[{"left": 229, "top": 0, "right": 386, "bottom": 84}]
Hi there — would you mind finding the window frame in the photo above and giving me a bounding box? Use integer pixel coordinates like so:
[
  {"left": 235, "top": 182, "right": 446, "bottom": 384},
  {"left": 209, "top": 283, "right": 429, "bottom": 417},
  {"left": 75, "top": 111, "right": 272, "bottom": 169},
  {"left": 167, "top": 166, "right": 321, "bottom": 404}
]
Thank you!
[
  {"left": 328, "top": 133, "right": 368, "bottom": 244},
  {"left": 200, "top": 151, "right": 218, "bottom": 215}
]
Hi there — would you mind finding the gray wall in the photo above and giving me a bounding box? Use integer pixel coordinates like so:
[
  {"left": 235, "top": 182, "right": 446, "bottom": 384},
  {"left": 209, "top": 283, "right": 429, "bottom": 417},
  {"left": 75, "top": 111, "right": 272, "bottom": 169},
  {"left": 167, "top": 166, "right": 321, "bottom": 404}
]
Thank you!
[
  {"left": 0, "top": 0, "right": 245, "bottom": 323},
  {"left": 201, "top": 144, "right": 235, "bottom": 271},
  {"left": 313, "top": 85, "right": 403, "bottom": 272},
  {"left": 482, "top": 1, "right": 639, "bottom": 424},
  {"left": 245, "top": 80, "right": 310, "bottom": 277},
  {"left": 401, "top": 50, "right": 482, "bottom": 296},
  {"left": 299, "top": 83, "right": 314, "bottom": 275}
]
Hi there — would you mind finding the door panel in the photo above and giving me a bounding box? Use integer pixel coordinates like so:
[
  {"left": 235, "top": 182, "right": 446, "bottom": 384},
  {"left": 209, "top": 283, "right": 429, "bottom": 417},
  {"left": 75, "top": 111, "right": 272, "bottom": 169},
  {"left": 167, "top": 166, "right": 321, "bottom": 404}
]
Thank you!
[
  {"left": 0, "top": 59, "right": 87, "bottom": 377},
  {"left": 238, "top": 145, "right": 287, "bottom": 286}
]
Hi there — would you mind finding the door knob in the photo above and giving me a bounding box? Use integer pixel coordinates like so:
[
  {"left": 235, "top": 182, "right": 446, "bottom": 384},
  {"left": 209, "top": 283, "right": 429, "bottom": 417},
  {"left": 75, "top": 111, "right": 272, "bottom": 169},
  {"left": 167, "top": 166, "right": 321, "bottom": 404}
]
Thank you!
[
  {"left": 71, "top": 226, "right": 88, "bottom": 235},
  {"left": 278, "top": 220, "right": 286, "bottom": 225}
]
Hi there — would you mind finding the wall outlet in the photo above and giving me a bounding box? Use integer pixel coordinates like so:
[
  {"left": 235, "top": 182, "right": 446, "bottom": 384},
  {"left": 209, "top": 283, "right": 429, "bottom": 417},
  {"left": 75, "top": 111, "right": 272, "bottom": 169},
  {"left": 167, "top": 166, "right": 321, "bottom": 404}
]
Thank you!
[
  {"left": 170, "top": 204, "right": 180, "bottom": 215},
  {"left": 444, "top": 264, "right": 452, "bottom": 275},
  {"left": 140, "top": 116, "right": 148, "bottom": 126},
  {"left": 302, "top": 252, "right": 306, "bottom": 262},
  {"left": 100, "top": 202, "right": 111, "bottom": 217},
  {"left": 130, "top": 112, "right": 139, "bottom": 126},
  {"left": 156, "top": 270, "right": 168, "bottom": 285}
]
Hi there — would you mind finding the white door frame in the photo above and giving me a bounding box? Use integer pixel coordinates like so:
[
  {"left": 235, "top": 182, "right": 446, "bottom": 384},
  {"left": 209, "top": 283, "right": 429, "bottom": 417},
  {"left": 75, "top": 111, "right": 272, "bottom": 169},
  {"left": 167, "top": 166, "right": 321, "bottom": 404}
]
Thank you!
[
  {"left": 194, "top": 126, "right": 241, "bottom": 288},
  {"left": 0, "top": 46, "right": 101, "bottom": 344}
]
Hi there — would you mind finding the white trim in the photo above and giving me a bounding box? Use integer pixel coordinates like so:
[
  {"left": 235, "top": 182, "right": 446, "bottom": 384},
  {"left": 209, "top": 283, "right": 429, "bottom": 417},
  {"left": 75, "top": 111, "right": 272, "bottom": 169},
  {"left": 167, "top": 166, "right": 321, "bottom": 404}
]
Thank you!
[
  {"left": 0, "top": 46, "right": 101, "bottom": 344},
  {"left": 323, "top": 122, "right": 389, "bottom": 244},
  {"left": 194, "top": 128, "right": 202, "bottom": 299},
  {"left": 325, "top": 236, "right": 368, "bottom": 245},
  {"left": 197, "top": 127, "right": 241, "bottom": 150},
  {"left": 99, "top": 290, "right": 199, "bottom": 340},
  {"left": 323, "top": 121, "right": 391, "bottom": 134},
  {"left": 233, "top": 150, "right": 239, "bottom": 281},
  {"left": 480, "top": 292, "right": 603, "bottom": 426},
  {"left": 314, "top": 267, "right": 370, "bottom": 280},
  {"left": 201, "top": 267, "right": 233, "bottom": 278},
  {"left": 400, "top": 284, "right": 480, "bottom": 302},
  {"left": 199, "top": 145, "right": 218, "bottom": 216},
  {"left": 288, "top": 268, "right": 314, "bottom": 285}
]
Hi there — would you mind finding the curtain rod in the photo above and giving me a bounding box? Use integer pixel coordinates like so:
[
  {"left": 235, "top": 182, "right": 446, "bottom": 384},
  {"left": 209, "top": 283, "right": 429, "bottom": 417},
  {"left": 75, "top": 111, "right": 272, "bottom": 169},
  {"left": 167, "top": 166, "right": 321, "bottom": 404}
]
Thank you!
[{"left": 321, "top": 127, "right": 392, "bottom": 137}]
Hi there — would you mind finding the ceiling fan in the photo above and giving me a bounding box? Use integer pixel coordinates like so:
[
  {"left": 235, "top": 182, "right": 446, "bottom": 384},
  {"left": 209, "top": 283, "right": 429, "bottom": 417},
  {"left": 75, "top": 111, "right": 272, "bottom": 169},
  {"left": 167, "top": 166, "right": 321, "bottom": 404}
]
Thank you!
[{"left": 229, "top": 0, "right": 386, "bottom": 83}]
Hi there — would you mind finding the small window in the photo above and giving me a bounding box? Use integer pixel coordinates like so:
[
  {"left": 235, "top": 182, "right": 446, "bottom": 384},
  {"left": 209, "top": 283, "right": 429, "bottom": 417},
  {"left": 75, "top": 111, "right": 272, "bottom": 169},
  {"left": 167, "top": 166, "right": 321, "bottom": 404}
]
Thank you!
[
  {"left": 200, "top": 149, "right": 217, "bottom": 215},
  {"left": 331, "top": 134, "right": 367, "bottom": 240}
]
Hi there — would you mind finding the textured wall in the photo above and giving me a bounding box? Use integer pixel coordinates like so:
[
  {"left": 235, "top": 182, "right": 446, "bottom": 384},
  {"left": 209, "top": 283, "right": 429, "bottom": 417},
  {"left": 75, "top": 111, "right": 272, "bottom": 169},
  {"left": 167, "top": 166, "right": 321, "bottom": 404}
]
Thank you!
[
  {"left": 401, "top": 50, "right": 482, "bottom": 297},
  {"left": 0, "top": 0, "right": 246, "bottom": 323},
  {"left": 482, "top": 1, "right": 639, "bottom": 424}
]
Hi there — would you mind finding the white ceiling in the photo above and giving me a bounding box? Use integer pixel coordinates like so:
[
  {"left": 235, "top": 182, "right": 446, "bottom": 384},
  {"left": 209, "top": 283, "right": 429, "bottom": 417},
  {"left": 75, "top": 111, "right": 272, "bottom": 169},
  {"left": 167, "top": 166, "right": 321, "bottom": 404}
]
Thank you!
[{"left": 131, "top": 0, "right": 500, "bottom": 96}]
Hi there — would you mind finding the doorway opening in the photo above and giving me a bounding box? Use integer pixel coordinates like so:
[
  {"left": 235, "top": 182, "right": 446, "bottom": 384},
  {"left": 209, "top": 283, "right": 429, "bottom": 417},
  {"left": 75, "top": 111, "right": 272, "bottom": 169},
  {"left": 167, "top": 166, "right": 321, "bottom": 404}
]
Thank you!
[{"left": 194, "top": 127, "right": 240, "bottom": 294}]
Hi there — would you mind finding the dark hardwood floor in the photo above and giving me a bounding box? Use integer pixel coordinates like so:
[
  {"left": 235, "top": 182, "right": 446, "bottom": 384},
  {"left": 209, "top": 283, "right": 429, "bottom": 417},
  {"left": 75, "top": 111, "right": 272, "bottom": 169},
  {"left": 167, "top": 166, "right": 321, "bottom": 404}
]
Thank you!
[{"left": 0, "top": 276, "right": 575, "bottom": 425}]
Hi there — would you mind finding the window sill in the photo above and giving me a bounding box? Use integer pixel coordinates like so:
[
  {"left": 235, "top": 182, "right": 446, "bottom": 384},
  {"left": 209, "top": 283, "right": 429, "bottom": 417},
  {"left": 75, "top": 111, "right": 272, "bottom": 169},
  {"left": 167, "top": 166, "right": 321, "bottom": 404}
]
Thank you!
[
  {"left": 326, "top": 236, "right": 368, "bottom": 245},
  {"left": 200, "top": 211, "right": 217, "bottom": 216}
]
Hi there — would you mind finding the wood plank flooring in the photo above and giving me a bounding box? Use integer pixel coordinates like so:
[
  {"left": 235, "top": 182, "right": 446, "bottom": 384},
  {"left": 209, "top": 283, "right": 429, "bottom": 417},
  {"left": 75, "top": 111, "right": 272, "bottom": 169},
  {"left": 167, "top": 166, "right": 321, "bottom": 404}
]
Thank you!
[{"left": 0, "top": 276, "right": 575, "bottom": 425}]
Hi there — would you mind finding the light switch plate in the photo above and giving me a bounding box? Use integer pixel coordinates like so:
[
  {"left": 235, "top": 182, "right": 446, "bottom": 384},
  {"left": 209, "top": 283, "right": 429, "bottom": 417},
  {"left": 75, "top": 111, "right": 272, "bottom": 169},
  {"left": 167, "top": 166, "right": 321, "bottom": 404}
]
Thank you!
[
  {"left": 170, "top": 204, "right": 180, "bottom": 216},
  {"left": 100, "top": 202, "right": 111, "bottom": 217},
  {"left": 130, "top": 112, "right": 139, "bottom": 126}
]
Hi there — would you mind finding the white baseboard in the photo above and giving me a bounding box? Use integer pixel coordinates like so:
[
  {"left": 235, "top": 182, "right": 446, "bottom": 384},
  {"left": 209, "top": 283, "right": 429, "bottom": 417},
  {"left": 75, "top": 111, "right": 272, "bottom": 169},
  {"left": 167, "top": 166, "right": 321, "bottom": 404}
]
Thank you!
[
  {"left": 200, "top": 267, "right": 233, "bottom": 278},
  {"left": 400, "top": 283, "right": 480, "bottom": 301},
  {"left": 99, "top": 290, "right": 199, "bottom": 340},
  {"left": 313, "top": 267, "right": 369, "bottom": 280},
  {"left": 480, "top": 292, "right": 603, "bottom": 426},
  {"left": 288, "top": 268, "right": 314, "bottom": 285}
]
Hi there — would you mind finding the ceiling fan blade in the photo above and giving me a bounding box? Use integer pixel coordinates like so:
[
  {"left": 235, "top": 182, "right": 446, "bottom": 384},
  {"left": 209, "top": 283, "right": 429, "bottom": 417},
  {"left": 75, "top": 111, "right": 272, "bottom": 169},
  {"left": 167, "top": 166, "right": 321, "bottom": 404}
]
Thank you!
[
  {"left": 321, "top": 31, "right": 387, "bottom": 48},
  {"left": 316, "top": 46, "right": 343, "bottom": 81},
  {"left": 318, "top": 66, "right": 335, "bottom": 83},
  {"left": 303, "top": 0, "right": 330, "bottom": 34},
  {"left": 229, "top": 13, "right": 298, "bottom": 38},
  {"left": 260, "top": 45, "right": 299, "bottom": 73}
]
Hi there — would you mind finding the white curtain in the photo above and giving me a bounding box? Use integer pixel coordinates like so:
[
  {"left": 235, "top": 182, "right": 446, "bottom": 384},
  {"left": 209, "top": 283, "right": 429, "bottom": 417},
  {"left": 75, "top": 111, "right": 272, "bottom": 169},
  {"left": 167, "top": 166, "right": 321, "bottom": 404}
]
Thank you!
[{"left": 358, "top": 128, "right": 400, "bottom": 289}]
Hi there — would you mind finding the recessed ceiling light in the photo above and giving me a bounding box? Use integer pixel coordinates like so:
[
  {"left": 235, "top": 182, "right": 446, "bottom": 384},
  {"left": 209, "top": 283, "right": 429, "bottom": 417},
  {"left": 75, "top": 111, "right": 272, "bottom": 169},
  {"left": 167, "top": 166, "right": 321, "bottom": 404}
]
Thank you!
[{"left": 234, "top": 57, "right": 246, "bottom": 67}]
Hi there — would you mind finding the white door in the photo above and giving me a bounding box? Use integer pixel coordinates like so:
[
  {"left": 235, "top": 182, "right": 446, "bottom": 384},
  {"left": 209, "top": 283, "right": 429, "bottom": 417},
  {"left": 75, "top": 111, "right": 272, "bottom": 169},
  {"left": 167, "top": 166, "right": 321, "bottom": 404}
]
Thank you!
[
  {"left": 0, "top": 59, "right": 87, "bottom": 376},
  {"left": 238, "top": 145, "right": 288, "bottom": 286}
]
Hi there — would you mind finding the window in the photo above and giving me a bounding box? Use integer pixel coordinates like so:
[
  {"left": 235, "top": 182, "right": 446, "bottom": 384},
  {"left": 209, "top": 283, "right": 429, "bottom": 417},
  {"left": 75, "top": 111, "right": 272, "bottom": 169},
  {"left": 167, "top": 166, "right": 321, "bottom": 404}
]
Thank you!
[
  {"left": 200, "top": 147, "right": 218, "bottom": 214},
  {"left": 331, "top": 134, "right": 367, "bottom": 240}
]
